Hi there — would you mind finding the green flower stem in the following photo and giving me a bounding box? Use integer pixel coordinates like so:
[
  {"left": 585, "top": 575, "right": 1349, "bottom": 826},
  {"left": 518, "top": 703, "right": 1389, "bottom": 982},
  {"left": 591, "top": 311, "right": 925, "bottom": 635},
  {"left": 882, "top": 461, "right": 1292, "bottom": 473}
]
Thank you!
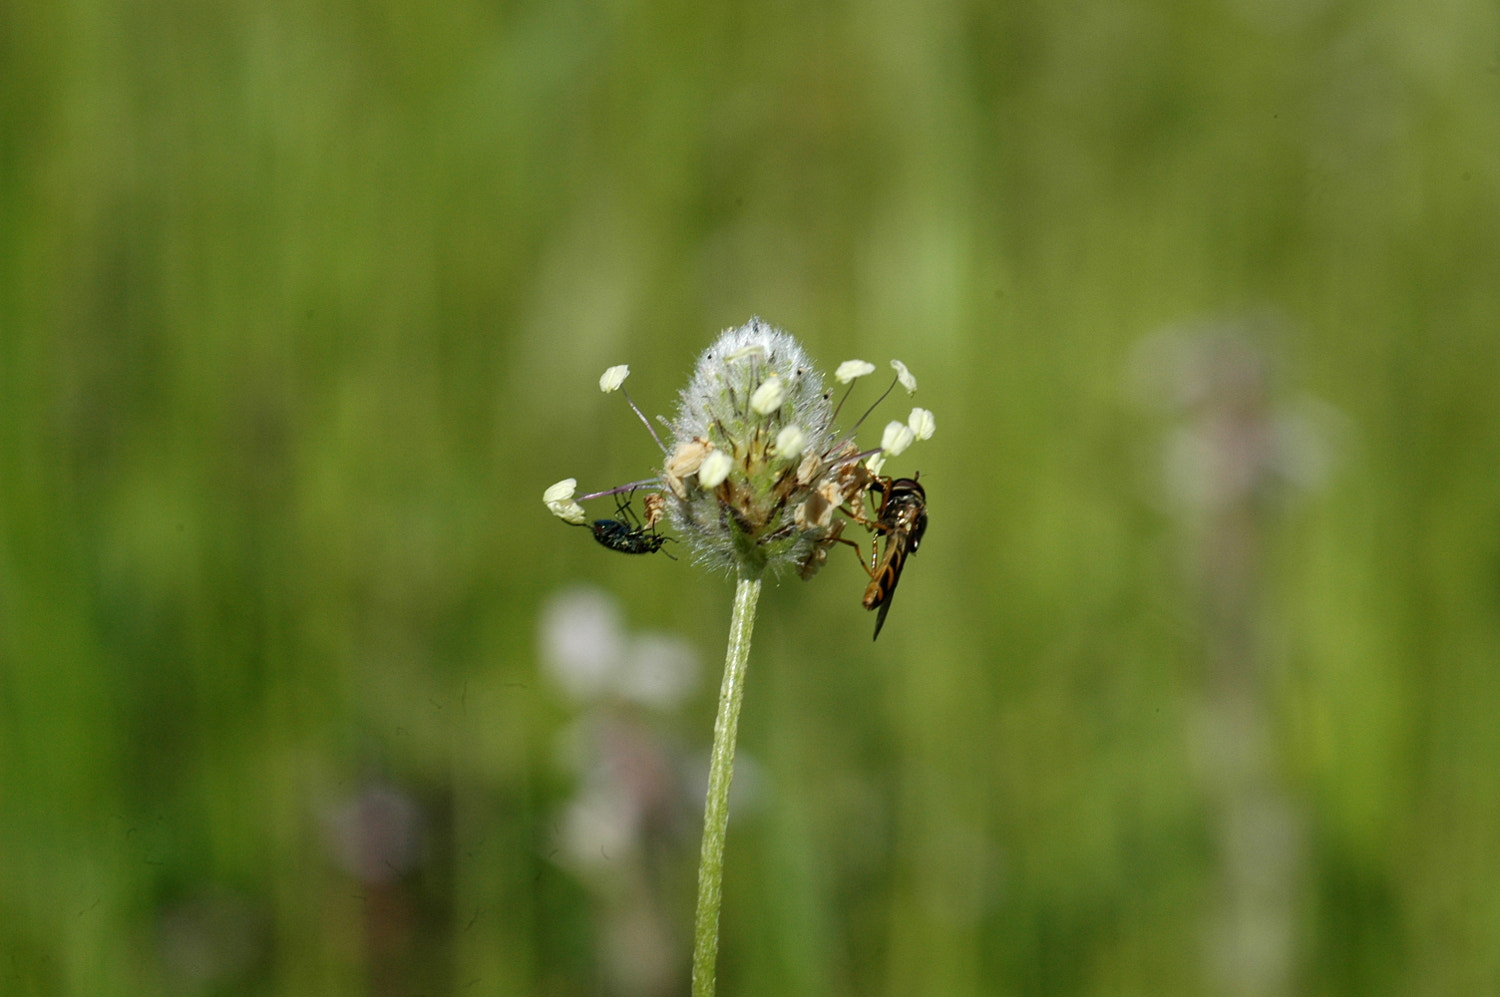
[{"left": 692, "top": 571, "right": 763, "bottom": 997}]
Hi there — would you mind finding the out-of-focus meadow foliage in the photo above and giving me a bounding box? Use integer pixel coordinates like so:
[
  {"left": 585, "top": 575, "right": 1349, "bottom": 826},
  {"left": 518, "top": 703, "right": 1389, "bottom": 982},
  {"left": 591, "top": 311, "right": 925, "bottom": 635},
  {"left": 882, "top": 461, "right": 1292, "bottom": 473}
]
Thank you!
[{"left": 3, "top": 0, "right": 1499, "bottom": 993}]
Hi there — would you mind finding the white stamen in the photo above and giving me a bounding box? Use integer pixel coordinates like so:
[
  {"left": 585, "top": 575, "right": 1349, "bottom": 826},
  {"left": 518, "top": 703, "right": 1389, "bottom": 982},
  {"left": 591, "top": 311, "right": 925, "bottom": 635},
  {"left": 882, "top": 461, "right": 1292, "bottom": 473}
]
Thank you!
[
  {"left": 543, "top": 479, "right": 588, "bottom": 524},
  {"left": 881, "top": 420, "right": 916, "bottom": 456},
  {"left": 547, "top": 502, "right": 587, "bottom": 525},
  {"left": 599, "top": 365, "right": 630, "bottom": 393},
  {"left": 698, "top": 450, "right": 733, "bottom": 489},
  {"left": 908, "top": 407, "right": 936, "bottom": 440},
  {"left": 774, "top": 424, "right": 807, "bottom": 457},
  {"left": 750, "top": 374, "right": 785, "bottom": 415},
  {"left": 835, "top": 359, "right": 876, "bottom": 383},
  {"left": 890, "top": 360, "right": 917, "bottom": 394}
]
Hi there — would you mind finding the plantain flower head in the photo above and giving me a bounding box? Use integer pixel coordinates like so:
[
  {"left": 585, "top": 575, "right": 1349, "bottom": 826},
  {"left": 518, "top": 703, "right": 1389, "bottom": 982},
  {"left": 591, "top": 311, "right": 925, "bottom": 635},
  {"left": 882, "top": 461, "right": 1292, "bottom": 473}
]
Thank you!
[
  {"left": 660, "top": 319, "right": 835, "bottom": 575},
  {"left": 546, "top": 317, "right": 933, "bottom": 582},
  {"left": 657, "top": 317, "right": 934, "bottom": 579}
]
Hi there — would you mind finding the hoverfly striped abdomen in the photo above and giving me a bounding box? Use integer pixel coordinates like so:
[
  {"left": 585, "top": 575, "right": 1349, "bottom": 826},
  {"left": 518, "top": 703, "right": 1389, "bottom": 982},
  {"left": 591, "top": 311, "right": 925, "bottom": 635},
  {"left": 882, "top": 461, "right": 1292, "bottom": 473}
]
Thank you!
[{"left": 861, "top": 475, "right": 927, "bottom": 640}]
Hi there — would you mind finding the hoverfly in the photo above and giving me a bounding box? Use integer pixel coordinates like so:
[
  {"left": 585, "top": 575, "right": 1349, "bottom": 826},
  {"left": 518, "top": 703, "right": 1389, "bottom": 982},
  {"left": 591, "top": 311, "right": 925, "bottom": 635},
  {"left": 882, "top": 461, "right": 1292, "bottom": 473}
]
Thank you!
[
  {"left": 845, "top": 474, "right": 927, "bottom": 640},
  {"left": 580, "top": 490, "right": 676, "bottom": 559}
]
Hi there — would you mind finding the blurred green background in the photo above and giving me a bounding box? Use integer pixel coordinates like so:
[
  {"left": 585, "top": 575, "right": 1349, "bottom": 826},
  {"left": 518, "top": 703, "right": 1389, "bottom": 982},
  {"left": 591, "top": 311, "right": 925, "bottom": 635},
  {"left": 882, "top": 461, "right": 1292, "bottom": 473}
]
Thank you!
[{"left": 4, "top": 0, "right": 1500, "bottom": 994}]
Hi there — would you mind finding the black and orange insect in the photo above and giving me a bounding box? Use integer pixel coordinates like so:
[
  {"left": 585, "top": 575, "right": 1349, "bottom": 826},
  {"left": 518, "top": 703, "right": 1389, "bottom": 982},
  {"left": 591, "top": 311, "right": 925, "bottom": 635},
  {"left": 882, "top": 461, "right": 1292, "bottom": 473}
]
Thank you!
[
  {"left": 580, "top": 491, "right": 676, "bottom": 559},
  {"left": 846, "top": 474, "right": 927, "bottom": 640}
]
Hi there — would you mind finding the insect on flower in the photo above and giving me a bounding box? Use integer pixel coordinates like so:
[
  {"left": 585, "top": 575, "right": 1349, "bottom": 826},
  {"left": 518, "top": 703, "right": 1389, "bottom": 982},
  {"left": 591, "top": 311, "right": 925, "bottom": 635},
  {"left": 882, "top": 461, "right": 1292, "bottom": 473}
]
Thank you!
[
  {"left": 582, "top": 490, "right": 677, "bottom": 559},
  {"left": 848, "top": 474, "right": 927, "bottom": 640}
]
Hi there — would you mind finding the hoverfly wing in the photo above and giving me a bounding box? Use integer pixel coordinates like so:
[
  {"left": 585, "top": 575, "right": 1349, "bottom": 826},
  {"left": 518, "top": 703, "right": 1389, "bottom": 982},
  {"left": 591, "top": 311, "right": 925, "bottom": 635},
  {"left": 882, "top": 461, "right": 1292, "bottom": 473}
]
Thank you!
[
  {"left": 870, "top": 581, "right": 896, "bottom": 640},
  {"left": 863, "top": 533, "right": 910, "bottom": 640},
  {"left": 864, "top": 476, "right": 926, "bottom": 640}
]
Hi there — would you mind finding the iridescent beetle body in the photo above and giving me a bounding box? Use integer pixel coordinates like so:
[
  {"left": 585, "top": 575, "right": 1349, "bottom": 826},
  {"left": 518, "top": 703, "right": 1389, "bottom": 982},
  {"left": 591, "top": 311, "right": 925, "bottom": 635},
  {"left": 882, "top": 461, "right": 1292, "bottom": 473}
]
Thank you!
[{"left": 582, "top": 491, "right": 676, "bottom": 559}]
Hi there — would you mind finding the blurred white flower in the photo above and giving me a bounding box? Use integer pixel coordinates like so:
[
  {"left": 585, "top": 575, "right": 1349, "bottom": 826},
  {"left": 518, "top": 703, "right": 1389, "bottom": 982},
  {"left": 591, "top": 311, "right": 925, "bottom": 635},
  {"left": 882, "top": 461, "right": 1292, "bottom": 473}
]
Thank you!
[
  {"left": 539, "top": 587, "right": 699, "bottom": 709},
  {"left": 1129, "top": 321, "right": 1344, "bottom": 513},
  {"left": 321, "top": 782, "right": 425, "bottom": 884},
  {"left": 618, "top": 633, "right": 699, "bottom": 709},
  {"left": 539, "top": 586, "right": 625, "bottom": 702}
]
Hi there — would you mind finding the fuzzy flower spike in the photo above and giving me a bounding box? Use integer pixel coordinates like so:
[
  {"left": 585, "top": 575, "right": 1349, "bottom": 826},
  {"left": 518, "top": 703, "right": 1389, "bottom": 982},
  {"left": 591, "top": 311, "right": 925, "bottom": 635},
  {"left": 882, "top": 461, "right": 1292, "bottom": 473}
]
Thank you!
[
  {"left": 662, "top": 320, "right": 834, "bottom": 576},
  {"left": 659, "top": 319, "right": 935, "bottom": 582}
]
